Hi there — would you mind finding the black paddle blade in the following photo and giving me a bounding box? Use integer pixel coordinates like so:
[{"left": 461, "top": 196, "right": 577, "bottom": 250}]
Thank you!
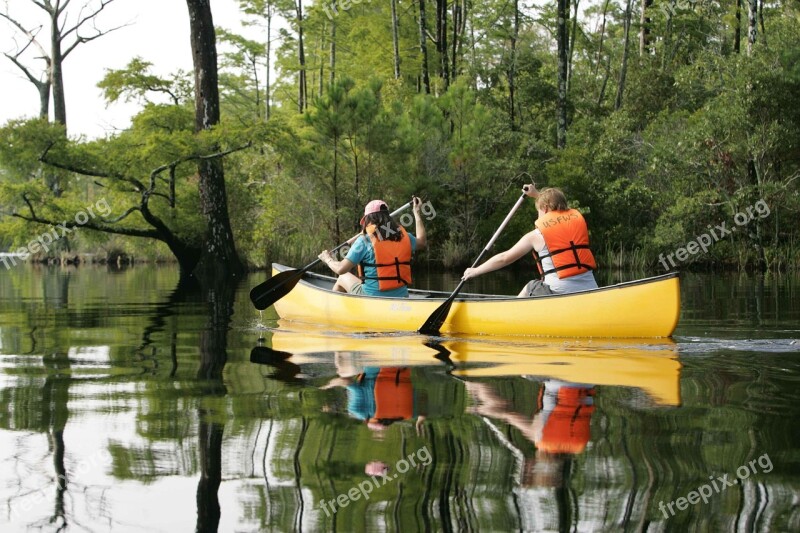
[
  {"left": 417, "top": 298, "right": 454, "bottom": 336},
  {"left": 249, "top": 269, "right": 304, "bottom": 310},
  {"left": 249, "top": 346, "right": 304, "bottom": 384}
]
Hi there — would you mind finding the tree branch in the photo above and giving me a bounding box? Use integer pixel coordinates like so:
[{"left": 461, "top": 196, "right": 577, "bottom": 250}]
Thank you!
[
  {"left": 40, "top": 142, "right": 147, "bottom": 192},
  {"left": 8, "top": 211, "right": 160, "bottom": 239}
]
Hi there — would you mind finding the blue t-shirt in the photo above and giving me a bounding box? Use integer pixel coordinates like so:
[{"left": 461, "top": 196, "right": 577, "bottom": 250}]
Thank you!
[{"left": 345, "top": 231, "right": 417, "bottom": 297}]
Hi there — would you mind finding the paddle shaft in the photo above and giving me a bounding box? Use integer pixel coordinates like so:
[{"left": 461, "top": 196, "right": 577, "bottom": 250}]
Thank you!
[
  {"left": 453, "top": 192, "right": 528, "bottom": 295},
  {"left": 418, "top": 192, "right": 528, "bottom": 335}
]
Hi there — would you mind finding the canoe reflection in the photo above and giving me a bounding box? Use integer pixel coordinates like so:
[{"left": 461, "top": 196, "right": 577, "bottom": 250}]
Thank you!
[{"left": 264, "top": 324, "right": 681, "bottom": 406}]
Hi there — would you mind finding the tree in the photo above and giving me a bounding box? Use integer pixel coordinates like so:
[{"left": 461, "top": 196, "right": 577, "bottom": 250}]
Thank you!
[
  {"left": 747, "top": 0, "right": 758, "bottom": 55},
  {"left": 217, "top": 29, "right": 269, "bottom": 122},
  {"left": 185, "top": 0, "right": 245, "bottom": 279},
  {"left": 418, "top": 0, "right": 432, "bottom": 94},
  {"left": 391, "top": 0, "right": 401, "bottom": 79},
  {"left": 615, "top": 0, "right": 633, "bottom": 110},
  {"left": 556, "top": 0, "right": 569, "bottom": 147},
  {"left": 295, "top": 0, "right": 307, "bottom": 111},
  {"left": 639, "top": 0, "right": 653, "bottom": 56},
  {"left": 236, "top": 0, "right": 294, "bottom": 121},
  {"left": 0, "top": 0, "right": 124, "bottom": 129}
]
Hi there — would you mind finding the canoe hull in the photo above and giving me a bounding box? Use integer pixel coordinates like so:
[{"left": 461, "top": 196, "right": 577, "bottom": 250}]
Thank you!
[{"left": 270, "top": 264, "right": 680, "bottom": 338}]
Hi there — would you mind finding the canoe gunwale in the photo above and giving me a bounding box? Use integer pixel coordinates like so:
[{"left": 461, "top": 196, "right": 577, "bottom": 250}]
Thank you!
[{"left": 272, "top": 262, "right": 680, "bottom": 303}]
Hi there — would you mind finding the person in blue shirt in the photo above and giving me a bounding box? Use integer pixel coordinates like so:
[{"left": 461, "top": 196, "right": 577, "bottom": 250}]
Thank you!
[{"left": 319, "top": 197, "right": 427, "bottom": 298}]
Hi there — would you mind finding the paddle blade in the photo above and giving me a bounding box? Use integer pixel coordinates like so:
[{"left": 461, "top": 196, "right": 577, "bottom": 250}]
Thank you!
[
  {"left": 249, "top": 269, "right": 304, "bottom": 310},
  {"left": 418, "top": 297, "right": 454, "bottom": 336}
]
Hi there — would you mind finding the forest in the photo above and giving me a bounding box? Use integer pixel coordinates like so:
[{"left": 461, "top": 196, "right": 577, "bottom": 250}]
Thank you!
[{"left": 1, "top": 0, "right": 798, "bottom": 279}]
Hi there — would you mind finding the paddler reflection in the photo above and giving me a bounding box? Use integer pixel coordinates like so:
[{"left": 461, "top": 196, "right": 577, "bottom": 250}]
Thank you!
[
  {"left": 463, "top": 378, "right": 594, "bottom": 486},
  {"left": 322, "top": 352, "right": 427, "bottom": 433}
]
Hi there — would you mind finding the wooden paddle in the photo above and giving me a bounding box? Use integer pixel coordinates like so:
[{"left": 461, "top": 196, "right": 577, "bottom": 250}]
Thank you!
[
  {"left": 418, "top": 191, "right": 529, "bottom": 335},
  {"left": 249, "top": 201, "right": 412, "bottom": 310}
]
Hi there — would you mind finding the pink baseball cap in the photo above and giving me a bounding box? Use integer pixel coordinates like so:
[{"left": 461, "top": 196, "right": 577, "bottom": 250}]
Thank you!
[{"left": 360, "top": 199, "right": 389, "bottom": 225}]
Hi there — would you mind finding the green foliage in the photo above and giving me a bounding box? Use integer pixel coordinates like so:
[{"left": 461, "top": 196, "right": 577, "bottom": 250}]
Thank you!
[{"left": 2, "top": 1, "right": 799, "bottom": 272}]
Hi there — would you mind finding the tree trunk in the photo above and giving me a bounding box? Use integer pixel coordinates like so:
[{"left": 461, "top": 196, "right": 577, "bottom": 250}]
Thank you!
[
  {"left": 556, "top": 0, "right": 569, "bottom": 148},
  {"left": 296, "top": 0, "right": 307, "bottom": 111},
  {"left": 391, "top": 0, "right": 401, "bottom": 79},
  {"left": 38, "top": 79, "right": 51, "bottom": 120},
  {"left": 330, "top": 19, "right": 336, "bottom": 85},
  {"left": 266, "top": 7, "right": 272, "bottom": 120},
  {"left": 639, "top": 0, "right": 653, "bottom": 56},
  {"left": 47, "top": 7, "right": 67, "bottom": 126},
  {"left": 567, "top": 0, "right": 580, "bottom": 93},
  {"left": 186, "top": 0, "right": 244, "bottom": 279},
  {"left": 597, "top": 54, "right": 612, "bottom": 106},
  {"left": 333, "top": 136, "right": 341, "bottom": 243},
  {"left": 758, "top": 0, "right": 766, "bottom": 47},
  {"left": 451, "top": 0, "right": 463, "bottom": 81},
  {"left": 594, "top": 0, "right": 610, "bottom": 76},
  {"left": 418, "top": 0, "right": 431, "bottom": 94},
  {"left": 509, "top": 0, "right": 519, "bottom": 130},
  {"left": 436, "top": 0, "right": 449, "bottom": 89},
  {"left": 734, "top": 0, "right": 741, "bottom": 54},
  {"left": 615, "top": 0, "right": 633, "bottom": 110},
  {"left": 747, "top": 0, "right": 757, "bottom": 55}
]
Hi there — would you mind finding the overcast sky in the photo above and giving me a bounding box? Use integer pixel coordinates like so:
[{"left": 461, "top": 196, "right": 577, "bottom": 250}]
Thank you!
[{"left": 0, "top": 0, "right": 252, "bottom": 139}]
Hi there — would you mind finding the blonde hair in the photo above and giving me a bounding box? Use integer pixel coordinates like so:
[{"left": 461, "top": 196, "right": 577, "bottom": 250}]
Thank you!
[{"left": 536, "top": 188, "right": 569, "bottom": 211}]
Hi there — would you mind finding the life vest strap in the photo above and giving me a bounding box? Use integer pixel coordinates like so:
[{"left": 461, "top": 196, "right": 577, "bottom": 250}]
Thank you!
[
  {"left": 361, "top": 258, "right": 412, "bottom": 285},
  {"left": 536, "top": 240, "right": 593, "bottom": 277}
]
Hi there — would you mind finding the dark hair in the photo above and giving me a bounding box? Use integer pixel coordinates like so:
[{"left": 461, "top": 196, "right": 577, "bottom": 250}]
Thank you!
[{"left": 363, "top": 210, "right": 403, "bottom": 242}]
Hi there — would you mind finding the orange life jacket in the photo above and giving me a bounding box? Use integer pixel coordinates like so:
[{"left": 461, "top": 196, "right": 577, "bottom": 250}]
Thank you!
[
  {"left": 358, "top": 224, "right": 412, "bottom": 291},
  {"left": 533, "top": 208, "right": 596, "bottom": 279},
  {"left": 536, "top": 386, "right": 595, "bottom": 454},
  {"left": 373, "top": 368, "right": 414, "bottom": 421}
]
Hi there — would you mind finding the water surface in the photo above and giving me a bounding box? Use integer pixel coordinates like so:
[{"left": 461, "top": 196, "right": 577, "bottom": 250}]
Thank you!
[{"left": 0, "top": 265, "right": 798, "bottom": 531}]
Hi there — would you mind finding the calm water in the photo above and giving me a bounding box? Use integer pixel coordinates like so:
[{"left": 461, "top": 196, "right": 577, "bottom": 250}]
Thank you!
[{"left": 1, "top": 265, "right": 798, "bottom": 532}]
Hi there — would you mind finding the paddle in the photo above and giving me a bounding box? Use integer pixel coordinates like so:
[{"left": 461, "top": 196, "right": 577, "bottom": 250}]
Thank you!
[
  {"left": 418, "top": 191, "right": 529, "bottom": 335},
  {"left": 249, "top": 201, "right": 413, "bottom": 310}
]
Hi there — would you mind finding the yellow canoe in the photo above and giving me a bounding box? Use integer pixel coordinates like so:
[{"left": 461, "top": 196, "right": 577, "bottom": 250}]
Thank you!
[
  {"left": 266, "top": 324, "right": 682, "bottom": 406},
  {"left": 270, "top": 264, "right": 681, "bottom": 338}
]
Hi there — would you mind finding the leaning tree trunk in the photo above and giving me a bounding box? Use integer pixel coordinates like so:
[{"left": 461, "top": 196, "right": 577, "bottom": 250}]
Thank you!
[
  {"left": 556, "top": 0, "right": 569, "bottom": 148},
  {"left": 186, "top": 0, "right": 244, "bottom": 280}
]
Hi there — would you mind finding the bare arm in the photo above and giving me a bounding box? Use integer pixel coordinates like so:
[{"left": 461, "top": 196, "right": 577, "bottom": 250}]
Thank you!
[
  {"left": 462, "top": 231, "right": 540, "bottom": 280},
  {"left": 318, "top": 252, "right": 356, "bottom": 275},
  {"left": 412, "top": 196, "right": 427, "bottom": 251}
]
